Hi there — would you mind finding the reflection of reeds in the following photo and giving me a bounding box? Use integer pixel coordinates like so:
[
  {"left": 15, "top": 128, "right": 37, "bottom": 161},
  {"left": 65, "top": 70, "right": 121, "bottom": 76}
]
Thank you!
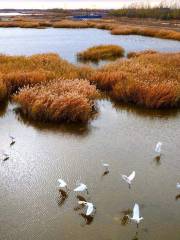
[
  {"left": 77, "top": 45, "right": 124, "bottom": 62},
  {"left": 91, "top": 52, "right": 180, "bottom": 108}
]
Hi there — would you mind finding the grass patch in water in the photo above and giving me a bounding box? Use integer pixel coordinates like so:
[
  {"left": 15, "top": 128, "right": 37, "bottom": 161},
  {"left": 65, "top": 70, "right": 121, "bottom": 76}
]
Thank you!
[
  {"left": 90, "top": 52, "right": 180, "bottom": 108},
  {"left": 111, "top": 26, "right": 180, "bottom": 41},
  {"left": 77, "top": 45, "right": 125, "bottom": 62},
  {"left": 13, "top": 79, "right": 98, "bottom": 123}
]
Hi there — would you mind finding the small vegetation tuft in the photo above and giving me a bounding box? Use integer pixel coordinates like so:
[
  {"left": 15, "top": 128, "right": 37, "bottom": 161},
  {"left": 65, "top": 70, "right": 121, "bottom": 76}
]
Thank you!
[{"left": 77, "top": 45, "right": 125, "bottom": 62}]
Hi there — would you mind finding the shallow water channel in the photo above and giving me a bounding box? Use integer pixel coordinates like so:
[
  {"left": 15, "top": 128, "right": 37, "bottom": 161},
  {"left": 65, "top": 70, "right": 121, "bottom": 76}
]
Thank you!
[{"left": 0, "top": 28, "right": 180, "bottom": 240}]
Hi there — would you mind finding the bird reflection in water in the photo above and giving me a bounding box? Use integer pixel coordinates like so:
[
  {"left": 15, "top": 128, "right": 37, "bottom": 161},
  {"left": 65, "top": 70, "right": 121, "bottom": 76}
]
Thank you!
[
  {"left": 154, "top": 155, "right": 161, "bottom": 165},
  {"left": 121, "top": 209, "right": 132, "bottom": 226},
  {"left": 79, "top": 213, "right": 94, "bottom": 226},
  {"left": 57, "top": 189, "right": 68, "bottom": 206},
  {"left": 175, "top": 194, "right": 180, "bottom": 200},
  {"left": 74, "top": 195, "right": 87, "bottom": 211},
  {"left": 132, "top": 231, "right": 139, "bottom": 240}
]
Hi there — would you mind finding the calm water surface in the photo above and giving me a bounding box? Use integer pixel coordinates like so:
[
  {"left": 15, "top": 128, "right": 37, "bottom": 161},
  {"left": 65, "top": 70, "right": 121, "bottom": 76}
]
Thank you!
[
  {"left": 0, "top": 28, "right": 180, "bottom": 64},
  {"left": 0, "top": 28, "right": 180, "bottom": 240}
]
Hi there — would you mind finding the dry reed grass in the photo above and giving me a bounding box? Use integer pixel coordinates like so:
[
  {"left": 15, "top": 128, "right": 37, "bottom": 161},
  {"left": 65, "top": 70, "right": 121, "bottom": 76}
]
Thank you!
[
  {"left": 111, "top": 26, "right": 180, "bottom": 41},
  {"left": 53, "top": 20, "right": 92, "bottom": 28},
  {"left": 77, "top": 45, "right": 124, "bottom": 62},
  {"left": 91, "top": 52, "right": 180, "bottom": 108},
  {"left": 0, "top": 74, "right": 7, "bottom": 101},
  {"left": 127, "top": 50, "right": 158, "bottom": 58},
  {"left": 13, "top": 79, "right": 98, "bottom": 122}
]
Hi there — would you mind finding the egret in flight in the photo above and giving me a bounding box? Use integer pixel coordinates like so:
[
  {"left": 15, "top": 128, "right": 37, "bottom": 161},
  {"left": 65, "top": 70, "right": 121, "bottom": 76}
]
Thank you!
[
  {"left": 155, "top": 142, "right": 162, "bottom": 157},
  {"left": 121, "top": 171, "right": 136, "bottom": 188},
  {"left": 128, "top": 203, "right": 144, "bottom": 228},
  {"left": 57, "top": 179, "right": 68, "bottom": 190},
  {"left": 176, "top": 183, "right": 180, "bottom": 189},
  {"left": 74, "top": 183, "right": 88, "bottom": 194},
  {"left": 78, "top": 201, "right": 95, "bottom": 216}
]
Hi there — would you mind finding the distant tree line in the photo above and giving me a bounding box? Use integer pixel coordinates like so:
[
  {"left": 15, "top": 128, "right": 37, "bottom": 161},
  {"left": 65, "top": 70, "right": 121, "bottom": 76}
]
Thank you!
[{"left": 109, "top": 6, "right": 180, "bottom": 20}]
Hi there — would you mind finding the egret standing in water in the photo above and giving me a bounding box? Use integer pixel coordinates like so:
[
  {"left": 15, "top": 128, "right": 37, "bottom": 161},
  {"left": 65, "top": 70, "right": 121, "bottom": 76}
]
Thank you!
[
  {"left": 2, "top": 153, "right": 9, "bottom": 161},
  {"left": 101, "top": 161, "right": 110, "bottom": 175},
  {"left": 121, "top": 171, "right": 136, "bottom": 188},
  {"left": 74, "top": 183, "right": 88, "bottom": 194},
  {"left": 155, "top": 142, "right": 162, "bottom": 157},
  {"left": 78, "top": 201, "right": 96, "bottom": 216},
  {"left": 10, "top": 136, "right": 15, "bottom": 146},
  {"left": 128, "top": 203, "right": 144, "bottom": 228}
]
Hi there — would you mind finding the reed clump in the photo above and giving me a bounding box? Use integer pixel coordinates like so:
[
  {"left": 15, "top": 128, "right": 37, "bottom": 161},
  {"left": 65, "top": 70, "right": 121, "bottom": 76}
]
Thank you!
[
  {"left": 91, "top": 52, "right": 180, "bottom": 108},
  {"left": 127, "top": 50, "right": 158, "bottom": 58},
  {"left": 13, "top": 79, "right": 99, "bottom": 123},
  {"left": 77, "top": 45, "right": 125, "bottom": 62},
  {"left": 111, "top": 26, "right": 180, "bottom": 41},
  {"left": 0, "top": 53, "right": 86, "bottom": 94},
  {"left": 53, "top": 20, "right": 91, "bottom": 28},
  {"left": 0, "top": 74, "right": 7, "bottom": 101}
]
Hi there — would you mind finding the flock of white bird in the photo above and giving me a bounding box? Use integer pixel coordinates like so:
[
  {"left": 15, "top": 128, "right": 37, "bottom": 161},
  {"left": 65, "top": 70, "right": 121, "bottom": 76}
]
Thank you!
[
  {"left": 2, "top": 137, "right": 179, "bottom": 228},
  {"left": 57, "top": 141, "right": 179, "bottom": 227}
]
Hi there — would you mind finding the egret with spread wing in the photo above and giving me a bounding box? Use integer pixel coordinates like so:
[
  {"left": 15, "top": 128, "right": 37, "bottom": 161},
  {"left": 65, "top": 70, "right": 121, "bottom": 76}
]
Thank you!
[
  {"left": 122, "top": 171, "right": 136, "bottom": 188},
  {"left": 57, "top": 179, "right": 68, "bottom": 189},
  {"left": 74, "top": 183, "right": 88, "bottom": 194},
  {"left": 128, "top": 203, "right": 144, "bottom": 228},
  {"left": 78, "top": 201, "right": 95, "bottom": 216}
]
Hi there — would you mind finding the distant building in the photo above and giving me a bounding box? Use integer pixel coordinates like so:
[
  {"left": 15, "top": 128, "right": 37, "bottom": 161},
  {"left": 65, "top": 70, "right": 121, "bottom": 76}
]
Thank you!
[{"left": 72, "top": 13, "right": 103, "bottom": 20}]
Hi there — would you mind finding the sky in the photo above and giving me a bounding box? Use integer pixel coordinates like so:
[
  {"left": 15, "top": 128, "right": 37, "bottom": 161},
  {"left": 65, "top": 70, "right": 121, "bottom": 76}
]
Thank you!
[{"left": 0, "top": 0, "right": 166, "bottom": 9}]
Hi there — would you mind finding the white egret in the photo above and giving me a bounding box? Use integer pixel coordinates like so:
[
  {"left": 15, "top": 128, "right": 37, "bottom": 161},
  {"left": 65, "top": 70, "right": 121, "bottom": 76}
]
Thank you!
[
  {"left": 74, "top": 183, "right": 88, "bottom": 194},
  {"left": 121, "top": 171, "right": 136, "bottom": 188},
  {"left": 102, "top": 162, "right": 109, "bottom": 172},
  {"left": 128, "top": 203, "right": 144, "bottom": 228},
  {"left": 155, "top": 142, "right": 162, "bottom": 156},
  {"left": 57, "top": 179, "right": 67, "bottom": 189},
  {"left": 176, "top": 183, "right": 180, "bottom": 189},
  {"left": 78, "top": 201, "right": 95, "bottom": 216}
]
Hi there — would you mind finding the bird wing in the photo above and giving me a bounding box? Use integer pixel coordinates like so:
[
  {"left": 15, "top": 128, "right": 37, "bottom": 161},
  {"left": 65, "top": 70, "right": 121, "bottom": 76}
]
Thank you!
[
  {"left": 78, "top": 201, "right": 86, "bottom": 205},
  {"left": 155, "top": 142, "right": 162, "bottom": 152},
  {"left": 74, "top": 184, "right": 86, "bottom": 192},
  {"left": 86, "top": 203, "right": 94, "bottom": 216},
  {"left": 58, "top": 179, "right": 66, "bottom": 187},
  {"left": 122, "top": 175, "right": 128, "bottom": 182},
  {"left": 128, "top": 171, "right": 135, "bottom": 181},
  {"left": 133, "top": 203, "right": 140, "bottom": 219}
]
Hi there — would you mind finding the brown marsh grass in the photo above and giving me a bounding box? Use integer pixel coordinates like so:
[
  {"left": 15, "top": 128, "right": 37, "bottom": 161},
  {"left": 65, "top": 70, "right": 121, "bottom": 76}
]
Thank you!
[
  {"left": 127, "top": 50, "right": 158, "bottom": 58},
  {"left": 91, "top": 52, "right": 180, "bottom": 108},
  {"left": 0, "top": 75, "right": 7, "bottom": 102},
  {"left": 111, "top": 26, "right": 180, "bottom": 41},
  {"left": 13, "top": 79, "right": 98, "bottom": 123},
  {"left": 77, "top": 45, "right": 124, "bottom": 62}
]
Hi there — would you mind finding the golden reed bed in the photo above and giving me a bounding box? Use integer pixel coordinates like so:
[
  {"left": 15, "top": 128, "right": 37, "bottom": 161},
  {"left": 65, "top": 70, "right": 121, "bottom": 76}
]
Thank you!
[{"left": 0, "top": 52, "right": 179, "bottom": 123}]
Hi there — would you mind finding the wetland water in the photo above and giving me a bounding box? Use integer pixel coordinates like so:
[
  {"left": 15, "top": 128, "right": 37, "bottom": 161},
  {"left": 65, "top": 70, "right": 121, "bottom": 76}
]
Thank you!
[
  {"left": 0, "top": 28, "right": 180, "bottom": 240},
  {"left": 0, "top": 28, "right": 180, "bottom": 64}
]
